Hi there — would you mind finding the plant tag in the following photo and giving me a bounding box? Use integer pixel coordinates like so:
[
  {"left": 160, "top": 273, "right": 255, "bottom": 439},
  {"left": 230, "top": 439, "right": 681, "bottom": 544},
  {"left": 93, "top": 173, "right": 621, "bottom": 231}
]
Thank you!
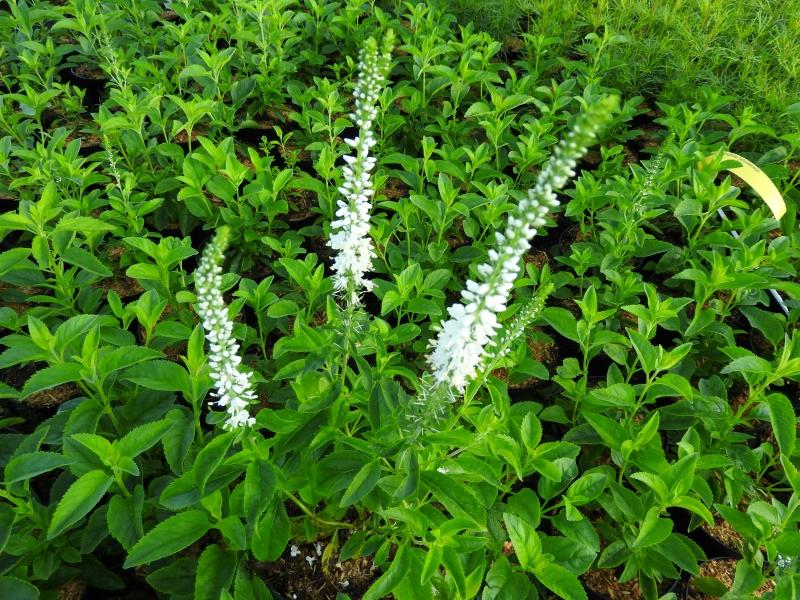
[{"left": 704, "top": 151, "right": 786, "bottom": 219}]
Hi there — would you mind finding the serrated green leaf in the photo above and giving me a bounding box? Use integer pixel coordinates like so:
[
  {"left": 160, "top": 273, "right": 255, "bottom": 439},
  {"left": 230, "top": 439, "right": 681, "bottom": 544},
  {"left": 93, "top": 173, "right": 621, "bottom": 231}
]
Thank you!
[
  {"left": 195, "top": 543, "right": 237, "bottom": 600},
  {"left": 503, "top": 513, "right": 541, "bottom": 571},
  {"left": 61, "top": 246, "right": 112, "bottom": 277},
  {"left": 340, "top": 459, "right": 381, "bottom": 507},
  {"left": 363, "top": 542, "right": 410, "bottom": 600},
  {"left": 21, "top": 363, "right": 83, "bottom": 398},
  {"left": 47, "top": 470, "right": 113, "bottom": 539},
  {"left": 117, "top": 419, "right": 170, "bottom": 459},
  {"left": 124, "top": 509, "right": 211, "bottom": 568},
  {"left": 5, "top": 451, "right": 72, "bottom": 484},
  {"left": 534, "top": 562, "right": 587, "bottom": 600},
  {"left": 768, "top": 394, "right": 796, "bottom": 456}
]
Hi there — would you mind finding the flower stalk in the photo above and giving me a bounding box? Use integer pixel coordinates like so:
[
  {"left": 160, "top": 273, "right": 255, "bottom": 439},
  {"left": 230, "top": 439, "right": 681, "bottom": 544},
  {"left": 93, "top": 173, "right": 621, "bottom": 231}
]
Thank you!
[
  {"left": 194, "top": 227, "right": 257, "bottom": 429},
  {"left": 427, "top": 96, "right": 619, "bottom": 392},
  {"left": 328, "top": 33, "right": 394, "bottom": 306}
]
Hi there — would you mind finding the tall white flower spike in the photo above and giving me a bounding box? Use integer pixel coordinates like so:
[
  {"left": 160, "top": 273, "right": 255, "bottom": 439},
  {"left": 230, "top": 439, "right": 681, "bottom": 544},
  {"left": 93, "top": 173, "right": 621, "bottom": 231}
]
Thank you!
[
  {"left": 428, "top": 96, "right": 619, "bottom": 392},
  {"left": 194, "top": 227, "right": 257, "bottom": 429},
  {"left": 328, "top": 33, "right": 394, "bottom": 306}
]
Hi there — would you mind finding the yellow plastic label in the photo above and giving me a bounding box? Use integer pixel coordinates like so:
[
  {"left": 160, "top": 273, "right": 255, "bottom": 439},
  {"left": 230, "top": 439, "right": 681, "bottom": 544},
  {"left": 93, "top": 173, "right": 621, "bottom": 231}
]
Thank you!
[{"left": 706, "top": 151, "right": 787, "bottom": 220}]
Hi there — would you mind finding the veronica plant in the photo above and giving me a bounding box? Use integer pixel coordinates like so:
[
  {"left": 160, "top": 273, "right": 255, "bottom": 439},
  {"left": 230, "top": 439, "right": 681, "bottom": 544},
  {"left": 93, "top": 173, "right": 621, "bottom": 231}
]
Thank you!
[
  {"left": 328, "top": 33, "right": 394, "bottom": 306},
  {"left": 194, "top": 226, "right": 257, "bottom": 429},
  {"left": 427, "top": 95, "right": 619, "bottom": 393}
]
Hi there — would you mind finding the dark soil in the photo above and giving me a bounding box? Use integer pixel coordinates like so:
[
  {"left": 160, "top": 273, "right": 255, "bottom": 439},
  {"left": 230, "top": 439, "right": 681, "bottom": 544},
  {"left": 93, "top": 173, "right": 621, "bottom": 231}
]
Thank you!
[{"left": 254, "top": 541, "right": 382, "bottom": 600}]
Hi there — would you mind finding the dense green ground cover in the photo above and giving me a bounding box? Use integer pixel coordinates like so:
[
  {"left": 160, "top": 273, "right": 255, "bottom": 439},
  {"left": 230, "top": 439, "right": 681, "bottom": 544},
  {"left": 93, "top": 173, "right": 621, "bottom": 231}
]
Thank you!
[
  {"left": 445, "top": 0, "right": 800, "bottom": 135},
  {"left": 0, "top": 0, "right": 799, "bottom": 599}
]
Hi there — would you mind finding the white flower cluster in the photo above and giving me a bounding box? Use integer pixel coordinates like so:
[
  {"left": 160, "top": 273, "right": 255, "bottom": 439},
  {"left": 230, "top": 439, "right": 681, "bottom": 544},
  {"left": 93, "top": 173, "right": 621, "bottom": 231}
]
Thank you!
[
  {"left": 194, "top": 227, "right": 257, "bottom": 429},
  {"left": 428, "top": 97, "right": 618, "bottom": 391},
  {"left": 328, "top": 34, "right": 393, "bottom": 305}
]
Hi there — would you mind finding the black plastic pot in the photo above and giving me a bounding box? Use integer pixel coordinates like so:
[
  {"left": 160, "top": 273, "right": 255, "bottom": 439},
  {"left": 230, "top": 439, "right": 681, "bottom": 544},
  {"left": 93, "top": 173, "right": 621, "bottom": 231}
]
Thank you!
[
  {"left": 687, "top": 524, "right": 741, "bottom": 560},
  {"left": 60, "top": 65, "right": 107, "bottom": 109}
]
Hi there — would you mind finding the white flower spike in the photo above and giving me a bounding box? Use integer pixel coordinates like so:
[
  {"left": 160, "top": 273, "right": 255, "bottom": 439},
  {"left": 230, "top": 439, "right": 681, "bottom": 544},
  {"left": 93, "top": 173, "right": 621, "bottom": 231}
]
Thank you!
[
  {"left": 428, "top": 96, "right": 619, "bottom": 392},
  {"left": 194, "top": 227, "right": 257, "bottom": 429},
  {"left": 328, "top": 33, "right": 394, "bottom": 305}
]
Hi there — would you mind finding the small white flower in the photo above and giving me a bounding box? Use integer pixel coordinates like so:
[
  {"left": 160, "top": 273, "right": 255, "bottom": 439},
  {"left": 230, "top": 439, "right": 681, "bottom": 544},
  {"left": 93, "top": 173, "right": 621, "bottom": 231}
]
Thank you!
[
  {"left": 194, "top": 227, "right": 257, "bottom": 429},
  {"left": 290, "top": 545, "right": 300, "bottom": 557},
  {"left": 315, "top": 542, "right": 323, "bottom": 556},
  {"left": 328, "top": 34, "right": 394, "bottom": 306},
  {"left": 427, "top": 97, "right": 618, "bottom": 392},
  {"left": 305, "top": 555, "right": 316, "bottom": 568}
]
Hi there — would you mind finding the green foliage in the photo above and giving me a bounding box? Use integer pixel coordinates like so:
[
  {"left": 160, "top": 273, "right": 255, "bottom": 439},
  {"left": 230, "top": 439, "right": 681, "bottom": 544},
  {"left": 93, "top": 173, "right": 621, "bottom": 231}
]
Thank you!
[{"left": 0, "top": 0, "right": 799, "bottom": 598}]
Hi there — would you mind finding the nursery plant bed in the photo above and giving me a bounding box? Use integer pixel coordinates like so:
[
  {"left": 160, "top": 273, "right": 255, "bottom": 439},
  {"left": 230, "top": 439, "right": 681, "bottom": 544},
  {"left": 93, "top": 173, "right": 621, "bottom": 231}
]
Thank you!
[
  {"left": 1, "top": 0, "right": 799, "bottom": 598},
  {"left": 583, "top": 568, "right": 679, "bottom": 600},
  {"left": 682, "top": 559, "right": 775, "bottom": 599},
  {"left": 254, "top": 541, "right": 380, "bottom": 600},
  {"left": 691, "top": 518, "right": 743, "bottom": 559}
]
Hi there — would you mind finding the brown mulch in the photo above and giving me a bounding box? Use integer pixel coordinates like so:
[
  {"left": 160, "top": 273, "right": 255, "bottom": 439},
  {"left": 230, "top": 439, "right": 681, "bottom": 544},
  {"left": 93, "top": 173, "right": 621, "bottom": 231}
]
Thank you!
[{"left": 685, "top": 559, "right": 775, "bottom": 599}]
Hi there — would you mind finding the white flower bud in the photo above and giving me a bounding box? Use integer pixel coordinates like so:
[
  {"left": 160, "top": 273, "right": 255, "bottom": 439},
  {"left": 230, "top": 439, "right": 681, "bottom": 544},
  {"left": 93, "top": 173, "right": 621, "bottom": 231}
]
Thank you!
[{"left": 194, "top": 228, "right": 256, "bottom": 429}]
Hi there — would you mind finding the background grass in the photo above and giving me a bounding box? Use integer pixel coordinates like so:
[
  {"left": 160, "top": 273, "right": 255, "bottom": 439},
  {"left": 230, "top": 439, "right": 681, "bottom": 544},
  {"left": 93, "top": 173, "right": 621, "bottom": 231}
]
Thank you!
[{"left": 438, "top": 0, "right": 800, "bottom": 131}]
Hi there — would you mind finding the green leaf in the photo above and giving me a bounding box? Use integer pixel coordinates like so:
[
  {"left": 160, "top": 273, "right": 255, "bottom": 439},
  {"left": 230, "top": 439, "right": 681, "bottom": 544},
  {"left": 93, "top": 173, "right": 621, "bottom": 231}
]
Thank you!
[
  {"left": 420, "top": 543, "right": 443, "bottom": 585},
  {"left": 521, "top": 412, "right": 543, "bottom": 450},
  {"left": 421, "top": 471, "right": 486, "bottom": 528},
  {"left": 56, "top": 216, "right": 115, "bottom": 233},
  {"left": 503, "top": 513, "right": 541, "bottom": 571},
  {"left": 655, "top": 534, "right": 703, "bottom": 575},
  {"left": 193, "top": 432, "right": 235, "bottom": 495},
  {"left": 506, "top": 489, "right": 541, "bottom": 529},
  {"left": 340, "top": 460, "right": 381, "bottom": 507},
  {"left": 80, "top": 503, "right": 110, "bottom": 553},
  {"left": 587, "top": 383, "right": 636, "bottom": 408},
  {"left": 393, "top": 450, "right": 419, "bottom": 501},
  {"left": 61, "top": 246, "right": 112, "bottom": 277},
  {"left": 768, "top": 393, "right": 796, "bottom": 456},
  {"left": 125, "top": 360, "right": 191, "bottom": 396},
  {"left": 244, "top": 458, "right": 276, "bottom": 528},
  {"left": 565, "top": 472, "right": 608, "bottom": 506},
  {"left": 146, "top": 557, "right": 197, "bottom": 596},
  {"left": 0, "top": 248, "right": 31, "bottom": 277},
  {"left": 117, "top": 420, "right": 170, "bottom": 459},
  {"left": 267, "top": 299, "right": 299, "bottom": 318},
  {"left": 124, "top": 509, "right": 211, "bottom": 568},
  {"left": 534, "top": 562, "right": 587, "bottom": 600},
  {"left": 583, "top": 412, "right": 626, "bottom": 450},
  {"left": 693, "top": 576, "right": 728, "bottom": 596},
  {"left": 721, "top": 355, "right": 772, "bottom": 375},
  {"left": 0, "top": 503, "right": 15, "bottom": 554},
  {"left": 482, "top": 557, "right": 538, "bottom": 600},
  {"left": 47, "top": 470, "right": 113, "bottom": 539},
  {"left": 441, "top": 545, "right": 466, "bottom": 598},
  {"left": 363, "top": 542, "right": 410, "bottom": 600},
  {"left": 107, "top": 486, "right": 144, "bottom": 550},
  {"left": 21, "top": 363, "right": 83, "bottom": 398},
  {"left": 99, "top": 346, "right": 162, "bottom": 375},
  {"left": 0, "top": 576, "right": 39, "bottom": 600},
  {"left": 252, "top": 497, "right": 290, "bottom": 562},
  {"left": 195, "top": 544, "right": 237, "bottom": 600},
  {"left": 628, "top": 331, "right": 658, "bottom": 374},
  {"left": 4, "top": 451, "right": 72, "bottom": 484},
  {"left": 775, "top": 531, "right": 800, "bottom": 555},
  {"left": 633, "top": 509, "right": 672, "bottom": 548},
  {"left": 162, "top": 409, "right": 195, "bottom": 474},
  {"left": 542, "top": 307, "right": 579, "bottom": 342},
  {"left": 126, "top": 263, "right": 162, "bottom": 281}
]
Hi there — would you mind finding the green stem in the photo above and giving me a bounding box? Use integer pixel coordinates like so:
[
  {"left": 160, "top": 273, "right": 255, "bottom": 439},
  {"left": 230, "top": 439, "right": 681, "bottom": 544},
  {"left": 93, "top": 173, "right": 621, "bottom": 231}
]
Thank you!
[{"left": 283, "top": 491, "right": 355, "bottom": 530}]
